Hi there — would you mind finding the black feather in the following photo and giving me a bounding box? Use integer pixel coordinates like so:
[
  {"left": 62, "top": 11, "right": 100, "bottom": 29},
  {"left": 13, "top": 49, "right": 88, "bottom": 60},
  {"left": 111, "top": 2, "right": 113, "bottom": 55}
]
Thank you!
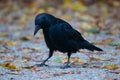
[{"left": 34, "top": 13, "right": 103, "bottom": 68}]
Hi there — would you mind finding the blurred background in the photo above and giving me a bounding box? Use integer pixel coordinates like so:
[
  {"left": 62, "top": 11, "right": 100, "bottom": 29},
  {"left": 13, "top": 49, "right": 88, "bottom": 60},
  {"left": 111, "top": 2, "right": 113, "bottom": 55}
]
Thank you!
[
  {"left": 0, "top": 1, "right": 120, "bottom": 79},
  {"left": 0, "top": 0, "right": 120, "bottom": 48}
]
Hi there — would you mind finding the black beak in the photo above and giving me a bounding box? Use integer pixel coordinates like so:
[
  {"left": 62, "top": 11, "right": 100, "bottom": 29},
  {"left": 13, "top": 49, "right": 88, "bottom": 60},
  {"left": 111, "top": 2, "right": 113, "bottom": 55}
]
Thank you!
[{"left": 34, "top": 25, "right": 40, "bottom": 36}]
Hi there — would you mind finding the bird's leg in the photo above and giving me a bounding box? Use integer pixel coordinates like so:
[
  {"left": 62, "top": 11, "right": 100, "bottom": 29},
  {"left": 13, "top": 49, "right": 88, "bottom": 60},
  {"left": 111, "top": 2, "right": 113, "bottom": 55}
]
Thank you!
[
  {"left": 63, "top": 52, "right": 71, "bottom": 69},
  {"left": 36, "top": 50, "right": 53, "bottom": 67}
]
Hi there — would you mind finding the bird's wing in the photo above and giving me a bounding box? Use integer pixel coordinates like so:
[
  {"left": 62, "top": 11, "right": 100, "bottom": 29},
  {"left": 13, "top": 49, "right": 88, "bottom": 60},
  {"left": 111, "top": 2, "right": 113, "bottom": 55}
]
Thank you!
[{"left": 62, "top": 23, "right": 85, "bottom": 41}]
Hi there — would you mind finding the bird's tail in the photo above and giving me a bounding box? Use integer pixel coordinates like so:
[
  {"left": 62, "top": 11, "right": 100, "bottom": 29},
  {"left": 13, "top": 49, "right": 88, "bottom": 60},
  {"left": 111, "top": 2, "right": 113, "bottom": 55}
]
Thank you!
[{"left": 80, "top": 41, "right": 103, "bottom": 51}]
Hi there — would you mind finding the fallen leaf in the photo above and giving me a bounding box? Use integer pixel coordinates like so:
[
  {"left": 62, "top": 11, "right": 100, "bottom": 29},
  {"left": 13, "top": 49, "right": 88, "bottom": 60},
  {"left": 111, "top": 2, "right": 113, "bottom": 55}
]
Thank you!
[
  {"left": 29, "top": 66, "right": 41, "bottom": 72},
  {"left": 90, "top": 56, "right": 114, "bottom": 61},
  {"left": 21, "top": 48, "right": 32, "bottom": 54},
  {"left": 115, "top": 46, "right": 120, "bottom": 50},
  {"left": 0, "top": 33, "right": 9, "bottom": 37},
  {"left": 0, "top": 40, "right": 17, "bottom": 46},
  {"left": 31, "top": 47, "right": 39, "bottom": 51},
  {"left": 21, "top": 65, "right": 34, "bottom": 69},
  {"left": 53, "top": 57, "right": 61, "bottom": 63},
  {"left": 1, "top": 61, "right": 17, "bottom": 69},
  {"left": 93, "top": 38, "right": 114, "bottom": 45},
  {"left": 103, "top": 64, "right": 118, "bottom": 70},
  {"left": 89, "top": 66, "right": 101, "bottom": 68},
  {"left": 22, "top": 56, "right": 32, "bottom": 61},
  {"left": 93, "top": 40, "right": 106, "bottom": 45},
  {"left": 5, "top": 41, "right": 17, "bottom": 46},
  {"left": 19, "top": 36, "right": 30, "bottom": 41},
  {"left": 61, "top": 57, "right": 87, "bottom": 64},
  {"left": 118, "top": 73, "right": 120, "bottom": 76}
]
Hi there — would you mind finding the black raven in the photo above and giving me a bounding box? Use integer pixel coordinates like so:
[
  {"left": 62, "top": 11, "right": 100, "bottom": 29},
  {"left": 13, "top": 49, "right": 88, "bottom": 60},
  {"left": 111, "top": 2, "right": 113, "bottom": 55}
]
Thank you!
[{"left": 34, "top": 13, "right": 103, "bottom": 68}]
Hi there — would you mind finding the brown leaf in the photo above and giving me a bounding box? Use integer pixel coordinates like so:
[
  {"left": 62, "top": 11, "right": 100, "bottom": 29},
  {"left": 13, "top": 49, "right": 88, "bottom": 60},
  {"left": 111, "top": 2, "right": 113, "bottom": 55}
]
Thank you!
[
  {"left": 89, "top": 66, "right": 101, "bottom": 68},
  {"left": 19, "top": 48, "right": 32, "bottom": 54},
  {"left": 90, "top": 56, "right": 114, "bottom": 61},
  {"left": 29, "top": 66, "right": 41, "bottom": 72},
  {"left": 93, "top": 38, "right": 114, "bottom": 45},
  {"left": 115, "top": 46, "right": 120, "bottom": 50},
  {"left": 22, "top": 56, "right": 32, "bottom": 61},
  {"left": 19, "top": 36, "right": 30, "bottom": 41},
  {"left": 31, "top": 47, "right": 39, "bottom": 51}
]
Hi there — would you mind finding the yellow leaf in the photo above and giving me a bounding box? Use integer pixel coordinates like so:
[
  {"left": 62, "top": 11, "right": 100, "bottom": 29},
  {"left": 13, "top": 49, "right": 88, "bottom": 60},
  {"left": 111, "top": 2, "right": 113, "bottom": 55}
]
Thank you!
[
  {"left": 63, "top": 0, "right": 86, "bottom": 11},
  {"left": 63, "top": 0, "right": 72, "bottom": 8},
  {"left": 31, "top": 47, "right": 39, "bottom": 51},
  {"left": 1, "top": 61, "right": 16, "bottom": 69},
  {"left": 80, "top": 22, "right": 92, "bottom": 29},
  {"left": 0, "top": 33, "right": 9, "bottom": 37},
  {"left": 118, "top": 73, "right": 120, "bottom": 76},
  {"left": 6, "top": 41, "right": 17, "bottom": 46},
  {"left": 61, "top": 57, "right": 87, "bottom": 64},
  {"left": 103, "top": 64, "right": 118, "bottom": 70},
  {"left": 71, "top": 57, "right": 87, "bottom": 63},
  {"left": 72, "top": 2, "right": 86, "bottom": 11},
  {"left": 0, "top": 40, "right": 17, "bottom": 46}
]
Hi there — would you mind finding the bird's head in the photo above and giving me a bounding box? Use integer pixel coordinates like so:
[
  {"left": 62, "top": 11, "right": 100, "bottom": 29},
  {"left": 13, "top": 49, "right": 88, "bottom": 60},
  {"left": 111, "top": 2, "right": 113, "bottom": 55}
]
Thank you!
[{"left": 34, "top": 13, "right": 55, "bottom": 36}]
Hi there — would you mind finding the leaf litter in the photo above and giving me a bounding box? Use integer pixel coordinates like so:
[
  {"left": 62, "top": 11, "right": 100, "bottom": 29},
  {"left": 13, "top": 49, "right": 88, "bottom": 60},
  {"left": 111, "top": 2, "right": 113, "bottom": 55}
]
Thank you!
[{"left": 0, "top": 0, "right": 120, "bottom": 80}]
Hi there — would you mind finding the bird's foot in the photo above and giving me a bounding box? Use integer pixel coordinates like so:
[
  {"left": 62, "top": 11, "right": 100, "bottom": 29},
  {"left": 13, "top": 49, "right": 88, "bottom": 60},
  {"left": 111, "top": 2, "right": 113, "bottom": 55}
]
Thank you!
[
  {"left": 61, "top": 65, "right": 71, "bottom": 69},
  {"left": 35, "top": 63, "right": 48, "bottom": 67}
]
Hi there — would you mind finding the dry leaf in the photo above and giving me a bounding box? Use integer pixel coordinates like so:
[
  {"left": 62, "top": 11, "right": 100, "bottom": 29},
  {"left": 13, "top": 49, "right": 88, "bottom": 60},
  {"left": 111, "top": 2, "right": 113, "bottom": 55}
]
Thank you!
[
  {"left": 29, "top": 66, "right": 41, "bottom": 72},
  {"left": 19, "top": 36, "right": 30, "bottom": 41},
  {"left": 115, "top": 46, "right": 120, "bottom": 50},
  {"left": 21, "top": 48, "right": 32, "bottom": 54},
  {"left": 93, "top": 40, "right": 106, "bottom": 45},
  {"left": 1, "top": 61, "right": 17, "bottom": 69},
  {"left": 31, "top": 47, "right": 39, "bottom": 51},
  {"left": 93, "top": 38, "right": 114, "bottom": 45},
  {"left": 90, "top": 56, "right": 114, "bottom": 61},
  {"left": 103, "top": 64, "right": 118, "bottom": 70},
  {"left": 0, "top": 40, "right": 17, "bottom": 46},
  {"left": 90, "top": 66, "right": 101, "bottom": 68},
  {"left": 118, "top": 73, "right": 120, "bottom": 76},
  {"left": 22, "top": 56, "right": 32, "bottom": 61},
  {"left": 5, "top": 41, "right": 17, "bottom": 46},
  {"left": 61, "top": 57, "right": 87, "bottom": 64},
  {"left": 0, "top": 33, "right": 9, "bottom": 37}
]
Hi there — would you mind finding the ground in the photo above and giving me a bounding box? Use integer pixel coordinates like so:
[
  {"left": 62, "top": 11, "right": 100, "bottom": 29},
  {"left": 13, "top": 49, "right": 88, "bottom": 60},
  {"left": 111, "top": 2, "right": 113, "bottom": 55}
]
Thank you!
[{"left": 0, "top": 1, "right": 120, "bottom": 80}]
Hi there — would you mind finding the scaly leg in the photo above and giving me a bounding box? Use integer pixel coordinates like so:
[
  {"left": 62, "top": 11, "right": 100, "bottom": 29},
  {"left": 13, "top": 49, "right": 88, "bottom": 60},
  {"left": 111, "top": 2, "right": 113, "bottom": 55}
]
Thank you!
[
  {"left": 62, "top": 52, "right": 71, "bottom": 69},
  {"left": 36, "top": 49, "right": 53, "bottom": 67}
]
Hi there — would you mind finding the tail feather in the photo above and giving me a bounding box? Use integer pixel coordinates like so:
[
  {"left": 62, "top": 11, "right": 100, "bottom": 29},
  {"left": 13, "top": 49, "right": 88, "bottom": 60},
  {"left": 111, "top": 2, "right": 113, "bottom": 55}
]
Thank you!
[{"left": 81, "top": 41, "right": 103, "bottom": 51}]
